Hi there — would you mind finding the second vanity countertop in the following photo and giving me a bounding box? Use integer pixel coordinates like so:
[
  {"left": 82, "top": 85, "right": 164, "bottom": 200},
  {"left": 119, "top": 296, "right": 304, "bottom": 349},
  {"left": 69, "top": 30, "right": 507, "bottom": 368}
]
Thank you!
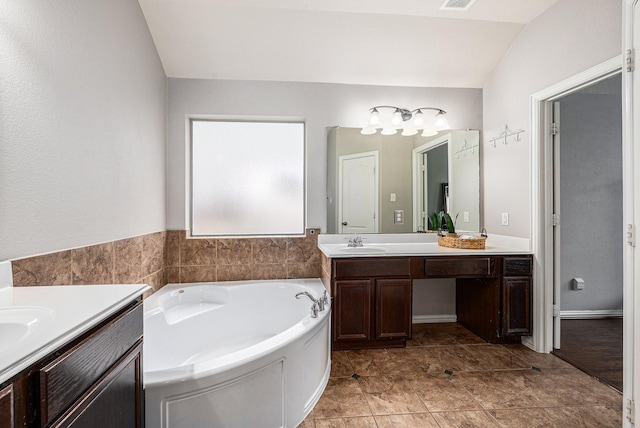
[
  {"left": 0, "top": 283, "right": 148, "bottom": 385},
  {"left": 318, "top": 233, "right": 531, "bottom": 258}
]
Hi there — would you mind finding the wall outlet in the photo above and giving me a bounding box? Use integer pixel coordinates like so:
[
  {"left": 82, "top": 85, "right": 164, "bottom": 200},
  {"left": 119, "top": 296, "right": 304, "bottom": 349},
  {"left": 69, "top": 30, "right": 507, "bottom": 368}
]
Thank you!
[
  {"left": 463, "top": 212, "right": 469, "bottom": 223},
  {"left": 501, "top": 212, "right": 509, "bottom": 226}
]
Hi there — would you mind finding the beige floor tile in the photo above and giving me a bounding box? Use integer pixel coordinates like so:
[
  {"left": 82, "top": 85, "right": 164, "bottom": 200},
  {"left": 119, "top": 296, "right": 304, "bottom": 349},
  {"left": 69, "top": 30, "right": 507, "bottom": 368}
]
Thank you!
[
  {"left": 431, "top": 410, "right": 501, "bottom": 427},
  {"left": 313, "top": 377, "right": 372, "bottom": 419},
  {"left": 358, "top": 375, "right": 428, "bottom": 415},
  {"left": 331, "top": 351, "right": 355, "bottom": 377},
  {"left": 314, "top": 416, "right": 377, "bottom": 428},
  {"left": 488, "top": 408, "right": 564, "bottom": 427},
  {"left": 461, "top": 344, "right": 531, "bottom": 371},
  {"left": 544, "top": 405, "right": 622, "bottom": 427},
  {"left": 500, "top": 343, "right": 574, "bottom": 369},
  {"left": 374, "top": 412, "right": 441, "bottom": 427},
  {"left": 408, "top": 372, "right": 482, "bottom": 412},
  {"left": 345, "top": 349, "right": 403, "bottom": 376}
]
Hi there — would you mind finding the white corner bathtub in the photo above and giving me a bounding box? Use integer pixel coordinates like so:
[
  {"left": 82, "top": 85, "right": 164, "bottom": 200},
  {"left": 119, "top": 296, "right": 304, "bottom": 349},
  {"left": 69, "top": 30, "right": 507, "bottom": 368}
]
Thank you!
[{"left": 143, "top": 278, "right": 331, "bottom": 428}]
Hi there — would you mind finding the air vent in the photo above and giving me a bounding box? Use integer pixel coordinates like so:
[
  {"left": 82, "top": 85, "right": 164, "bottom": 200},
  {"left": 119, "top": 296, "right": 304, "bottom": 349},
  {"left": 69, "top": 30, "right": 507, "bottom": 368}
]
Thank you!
[{"left": 440, "top": 0, "right": 476, "bottom": 11}]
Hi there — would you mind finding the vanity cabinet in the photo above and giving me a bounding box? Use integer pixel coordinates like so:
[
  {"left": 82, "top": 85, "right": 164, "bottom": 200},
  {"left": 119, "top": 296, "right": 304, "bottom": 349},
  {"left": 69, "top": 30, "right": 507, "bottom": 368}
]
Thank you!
[
  {"left": 0, "top": 385, "right": 12, "bottom": 428},
  {"left": 329, "top": 254, "right": 533, "bottom": 349},
  {"left": 332, "top": 258, "right": 412, "bottom": 350},
  {"left": 0, "top": 299, "right": 143, "bottom": 428}
]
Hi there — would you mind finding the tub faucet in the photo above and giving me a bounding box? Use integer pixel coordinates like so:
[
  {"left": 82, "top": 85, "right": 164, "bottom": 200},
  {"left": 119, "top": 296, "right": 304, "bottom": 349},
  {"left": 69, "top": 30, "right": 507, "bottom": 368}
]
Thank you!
[{"left": 296, "top": 291, "right": 328, "bottom": 317}]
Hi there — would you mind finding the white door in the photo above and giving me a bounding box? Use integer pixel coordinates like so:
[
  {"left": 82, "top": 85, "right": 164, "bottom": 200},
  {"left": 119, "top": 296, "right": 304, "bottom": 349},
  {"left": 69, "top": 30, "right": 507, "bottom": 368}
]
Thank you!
[{"left": 338, "top": 152, "right": 378, "bottom": 233}]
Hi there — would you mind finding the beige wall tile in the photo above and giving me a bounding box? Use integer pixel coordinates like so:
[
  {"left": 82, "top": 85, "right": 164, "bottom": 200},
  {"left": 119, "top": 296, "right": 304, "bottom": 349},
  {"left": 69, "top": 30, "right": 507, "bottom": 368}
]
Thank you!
[
  {"left": 253, "top": 263, "right": 287, "bottom": 280},
  {"left": 253, "top": 238, "right": 286, "bottom": 264},
  {"left": 165, "top": 230, "right": 182, "bottom": 267},
  {"left": 288, "top": 261, "right": 321, "bottom": 279},
  {"left": 180, "top": 265, "right": 216, "bottom": 283},
  {"left": 166, "top": 266, "right": 179, "bottom": 284},
  {"left": 71, "top": 242, "right": 115, "bottom": 284},
  {"left": 217, "top": 264, "right": 252, "bottom": 281},
  {"left": 181, "top": 237, "right": 217, "bottom": 266},
  {"left": 114, "top": 236, "right": 143, "bottom": 283},
  {"left": 142, "top": 231, "right": 165, "bottom": 276},
  {"left": 12, "top": 251, "right": 72, "bottom": 286},
  {"left": 217, "top": 239, "right": 252, "bottom": 265}
]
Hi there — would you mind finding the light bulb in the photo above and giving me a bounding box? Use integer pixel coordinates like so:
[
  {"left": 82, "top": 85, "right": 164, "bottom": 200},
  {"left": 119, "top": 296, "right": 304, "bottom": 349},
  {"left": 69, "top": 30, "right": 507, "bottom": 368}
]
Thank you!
[
  {"left": 368, "top": 108, "right": 380, "bottom": 126},
  {"left": 413, "top": 111, "right": 425, "bottom": 128},
  {"left": 421, "top": 129, "right": 438, "bottom": 137},
  {"left": 361, "top": 126, "right": 377, "bottom": 135},
  {"left": 435, "top": 111, "right": 449, "bottom": 130},
  {"left": 381, "top": 126, "right": 397, "bottom": 136},
  {"left": 391, "top": 109, "right": 403, "bottom": 127},
  {"left": 401, "top": 127, "right": 418, "bottom": 136}
]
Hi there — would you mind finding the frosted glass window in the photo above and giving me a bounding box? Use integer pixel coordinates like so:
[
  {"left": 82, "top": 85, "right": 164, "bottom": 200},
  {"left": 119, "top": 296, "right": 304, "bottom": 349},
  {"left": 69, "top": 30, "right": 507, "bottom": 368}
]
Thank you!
[{"left": 191, "top": 120, "right": 305, "bottom": 236}]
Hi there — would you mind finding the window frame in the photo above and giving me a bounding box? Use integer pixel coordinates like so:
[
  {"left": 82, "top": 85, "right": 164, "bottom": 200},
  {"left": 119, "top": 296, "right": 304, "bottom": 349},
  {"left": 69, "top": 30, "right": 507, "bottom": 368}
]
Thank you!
[{"left": 188, "top": 116, "right": 307, "bottom": 238}]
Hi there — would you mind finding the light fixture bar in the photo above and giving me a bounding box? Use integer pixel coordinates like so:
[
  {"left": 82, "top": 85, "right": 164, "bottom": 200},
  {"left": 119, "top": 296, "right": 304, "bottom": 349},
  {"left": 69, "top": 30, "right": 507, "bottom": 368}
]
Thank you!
[{"left": 361, "top": 106, "right": 449, "bottom": 136}]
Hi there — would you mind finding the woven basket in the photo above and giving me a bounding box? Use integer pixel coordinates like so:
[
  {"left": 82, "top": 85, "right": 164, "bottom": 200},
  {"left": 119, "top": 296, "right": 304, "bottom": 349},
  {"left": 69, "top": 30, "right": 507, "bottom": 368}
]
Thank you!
[{"left": 438, "top": 233, "right": 487, "bottom": 249}]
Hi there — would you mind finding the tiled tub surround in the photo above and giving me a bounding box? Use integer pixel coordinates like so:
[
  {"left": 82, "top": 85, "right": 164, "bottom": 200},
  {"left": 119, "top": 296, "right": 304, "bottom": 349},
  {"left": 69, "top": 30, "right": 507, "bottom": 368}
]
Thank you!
[
  {"left": 11, "top": 231, "right": 166, "bottom": 296},
  {"left": 10, "top": 229, "right": 322, "bottom": 297},
  {"left": 165, "top": 229, "right": 321, "bottom": 283}
]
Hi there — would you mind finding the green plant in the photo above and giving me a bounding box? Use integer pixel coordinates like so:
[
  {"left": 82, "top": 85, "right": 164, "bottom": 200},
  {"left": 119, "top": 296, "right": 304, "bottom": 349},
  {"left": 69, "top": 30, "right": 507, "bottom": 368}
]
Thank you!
[
  {"left": 428, "top": 212, "right": 442, "bottom": 231},
  {"left": 438, "top": 211, "right": 457, "bottom": 234}
]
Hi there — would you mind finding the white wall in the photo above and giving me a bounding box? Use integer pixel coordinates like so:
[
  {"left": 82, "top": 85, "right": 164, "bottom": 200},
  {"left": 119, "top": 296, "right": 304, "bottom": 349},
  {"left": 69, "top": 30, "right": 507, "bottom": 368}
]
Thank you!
[
  {"left": 167, "top": 79, "right": 482, "bottom": 231},
  {"left": 0, "top": 0, "right": 167, "bottom": 261},
  {"left": 482, "top": 0, "right": 622, "bottom": 238}
]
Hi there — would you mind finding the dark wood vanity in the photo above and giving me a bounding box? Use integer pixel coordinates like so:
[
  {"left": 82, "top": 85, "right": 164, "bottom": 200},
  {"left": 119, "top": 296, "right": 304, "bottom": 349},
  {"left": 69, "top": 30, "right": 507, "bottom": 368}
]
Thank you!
[
  {"left": 0, "top": 299, "right": 143, "bottom": 428},
  {"left": 330, "top": 255, "right": 532, "bottom": 350}
]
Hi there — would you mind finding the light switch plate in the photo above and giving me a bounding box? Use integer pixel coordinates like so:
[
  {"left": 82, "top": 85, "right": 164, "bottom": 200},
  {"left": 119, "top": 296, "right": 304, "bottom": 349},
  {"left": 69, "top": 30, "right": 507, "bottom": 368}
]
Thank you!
[{"left": 501, "top": 212, "right": 509, "bottom": 226}]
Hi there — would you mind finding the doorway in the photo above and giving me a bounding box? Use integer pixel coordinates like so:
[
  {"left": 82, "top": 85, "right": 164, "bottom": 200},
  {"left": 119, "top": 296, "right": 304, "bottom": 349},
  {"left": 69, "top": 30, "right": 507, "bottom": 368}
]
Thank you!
[
  {"left": 338, "top": 151, "right": 379, "bottom": 233},
  {"left": 549, "top": 74, "right": 623, "bottom": 391}
]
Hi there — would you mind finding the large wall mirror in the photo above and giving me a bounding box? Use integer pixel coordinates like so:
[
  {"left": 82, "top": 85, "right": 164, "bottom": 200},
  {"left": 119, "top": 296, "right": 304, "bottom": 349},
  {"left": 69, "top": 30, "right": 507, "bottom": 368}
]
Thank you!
[{"left": 327, "top": 127, "right": 480, "bottom": 234}]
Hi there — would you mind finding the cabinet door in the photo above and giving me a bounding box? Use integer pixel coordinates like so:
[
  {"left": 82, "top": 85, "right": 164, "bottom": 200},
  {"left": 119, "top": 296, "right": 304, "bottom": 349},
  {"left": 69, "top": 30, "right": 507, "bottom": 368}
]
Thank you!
[
  {"left": 502, "top": 277, "right": 532, "bottom": 336},
  {"left": 333, "top": 280, "right": 372, "bottom": 342},
  {"left": 51, "top": 342, "right": 143, "bottom": 428},
  {"left": 0, "top": 384, "right": 13, "bottom": 428},
  {"left": 375, "top": 279, "right": 412, "bottom": 340}
]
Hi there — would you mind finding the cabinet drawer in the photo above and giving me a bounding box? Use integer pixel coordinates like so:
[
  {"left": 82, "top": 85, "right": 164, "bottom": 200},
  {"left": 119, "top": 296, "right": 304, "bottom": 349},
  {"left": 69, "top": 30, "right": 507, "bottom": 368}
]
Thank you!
[
  {"left": 334, "top": 258, "right": 410, "bottom": 279},
  {"left": 424, "top": 257, "right": 496, "bottom": 278},
  {"left": 503, "top": 257, "right": 533, "bottom": 276},
  {"left": 40, "top": 303, "right": 143, "bottom": 425}
]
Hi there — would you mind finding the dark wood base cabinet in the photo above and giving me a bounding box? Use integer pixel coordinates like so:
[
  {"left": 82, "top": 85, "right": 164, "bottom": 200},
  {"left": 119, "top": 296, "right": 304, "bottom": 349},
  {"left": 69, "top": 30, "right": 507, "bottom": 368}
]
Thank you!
[
  {"left": 330, "top": 255, "right": 533, "bottom": 349},
  {"left": 332, "top": 259, "right": 412, "bottom": 350},
  {"left": 0, "top": 299, "right": 143, "bottom": 428}
]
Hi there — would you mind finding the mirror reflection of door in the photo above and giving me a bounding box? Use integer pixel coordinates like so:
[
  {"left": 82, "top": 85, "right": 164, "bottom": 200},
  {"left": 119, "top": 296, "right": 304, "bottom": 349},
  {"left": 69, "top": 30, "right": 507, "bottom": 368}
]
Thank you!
[
  {"left": 338, "top": 152, "right": 379, "bottom": 233},
  {"left": 416, "top": 142, "right": 449, "bottom": 231}
]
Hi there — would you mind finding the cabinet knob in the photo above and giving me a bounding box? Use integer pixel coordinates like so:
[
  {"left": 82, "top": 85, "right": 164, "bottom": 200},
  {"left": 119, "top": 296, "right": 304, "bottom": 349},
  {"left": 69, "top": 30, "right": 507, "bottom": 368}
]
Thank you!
[{"left": 342, "top": 222, "right": 348, "bottom": 226}]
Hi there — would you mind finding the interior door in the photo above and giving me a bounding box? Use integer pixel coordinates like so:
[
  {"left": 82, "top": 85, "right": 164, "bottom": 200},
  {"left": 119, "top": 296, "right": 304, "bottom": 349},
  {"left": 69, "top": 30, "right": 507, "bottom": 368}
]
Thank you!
[{"left": 338, "top": 152, "right": 378, "bottom": 233}]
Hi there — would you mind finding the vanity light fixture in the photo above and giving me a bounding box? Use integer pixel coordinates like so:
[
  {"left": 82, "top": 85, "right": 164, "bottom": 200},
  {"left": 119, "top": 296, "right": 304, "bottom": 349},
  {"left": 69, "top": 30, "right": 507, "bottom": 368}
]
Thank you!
[{"left": 361, "top": 106, "right": 449, "bottom": 136}]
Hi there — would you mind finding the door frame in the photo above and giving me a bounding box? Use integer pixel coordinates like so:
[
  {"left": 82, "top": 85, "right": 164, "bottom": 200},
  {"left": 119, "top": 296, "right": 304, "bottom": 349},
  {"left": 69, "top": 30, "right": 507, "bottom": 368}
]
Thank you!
[
  {"left": 338, "top": 151, "right": 379, "bottom": 234},
  {"left": 412, "top": 133, "right": 451, "bottom": 232},
  {"left": 530, "top": 54, "right": 629, "bottom": 418}
]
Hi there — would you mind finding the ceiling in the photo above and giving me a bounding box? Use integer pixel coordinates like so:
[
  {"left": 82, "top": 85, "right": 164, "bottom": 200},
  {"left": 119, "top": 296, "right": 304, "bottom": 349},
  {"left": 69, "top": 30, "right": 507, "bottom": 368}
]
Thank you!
[{"left": 138, "top": 0, "right": 559, "bottom": 88}]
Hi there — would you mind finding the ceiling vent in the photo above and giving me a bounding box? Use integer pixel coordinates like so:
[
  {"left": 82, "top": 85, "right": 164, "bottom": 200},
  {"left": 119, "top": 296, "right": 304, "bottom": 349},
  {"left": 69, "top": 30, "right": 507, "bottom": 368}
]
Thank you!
[{"left": 440, "top": 0, "right": 476, "bottom": 11}]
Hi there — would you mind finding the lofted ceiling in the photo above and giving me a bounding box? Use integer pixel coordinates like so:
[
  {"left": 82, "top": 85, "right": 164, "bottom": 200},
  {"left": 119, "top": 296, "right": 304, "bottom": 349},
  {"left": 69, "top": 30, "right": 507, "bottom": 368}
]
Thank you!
[{"left": 138, "top": 0, "right": 559, "bottom": 88}]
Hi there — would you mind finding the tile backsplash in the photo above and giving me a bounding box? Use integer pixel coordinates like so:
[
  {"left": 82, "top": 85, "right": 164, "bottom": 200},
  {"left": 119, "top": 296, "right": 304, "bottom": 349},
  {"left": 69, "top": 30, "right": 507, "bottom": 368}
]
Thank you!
[{"left": 11, "top": 228, "right": 322, "bottom": 298}]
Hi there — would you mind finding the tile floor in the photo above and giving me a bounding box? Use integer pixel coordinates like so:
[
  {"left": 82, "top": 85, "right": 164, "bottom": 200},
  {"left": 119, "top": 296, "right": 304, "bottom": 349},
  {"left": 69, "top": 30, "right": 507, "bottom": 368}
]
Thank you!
[{"left": 301, "top": 323, "right": 622, "bottom": 427}]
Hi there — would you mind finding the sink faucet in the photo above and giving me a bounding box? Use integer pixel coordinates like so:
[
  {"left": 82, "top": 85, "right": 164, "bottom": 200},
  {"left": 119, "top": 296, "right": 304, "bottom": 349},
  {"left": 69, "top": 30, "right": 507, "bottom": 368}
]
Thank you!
[{"left": 347, "top": 236, "right": 364, "bottom": 247}]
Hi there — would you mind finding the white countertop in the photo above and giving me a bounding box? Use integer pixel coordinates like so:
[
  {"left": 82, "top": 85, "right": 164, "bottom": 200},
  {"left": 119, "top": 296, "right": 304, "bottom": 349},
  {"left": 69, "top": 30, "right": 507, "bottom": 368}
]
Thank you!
[
  {"left": 0, "top": 282, "right": 148, "bottom": 385},
  {"left": 318, "top": 233, "right": 531, "bottom": 258}
]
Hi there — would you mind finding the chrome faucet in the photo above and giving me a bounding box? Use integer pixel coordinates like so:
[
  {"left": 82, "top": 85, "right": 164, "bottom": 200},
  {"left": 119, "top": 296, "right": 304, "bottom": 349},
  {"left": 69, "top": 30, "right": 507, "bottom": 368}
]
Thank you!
[
  {"left": 347, "top": 236, "right": 364, "bottom": 247},
  {"left": 296, "top": 290, "right": 329, "bottom": 318}
]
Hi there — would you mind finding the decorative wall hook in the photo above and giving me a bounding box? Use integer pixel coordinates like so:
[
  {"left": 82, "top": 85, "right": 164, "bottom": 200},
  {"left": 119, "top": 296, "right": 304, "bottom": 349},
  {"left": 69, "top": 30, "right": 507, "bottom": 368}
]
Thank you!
[
  {"left": 489, "top": 124, "right": 524, "bottom": 147},
  {"left": 454, "top": 138, "right": 479, "bottom": 158}
]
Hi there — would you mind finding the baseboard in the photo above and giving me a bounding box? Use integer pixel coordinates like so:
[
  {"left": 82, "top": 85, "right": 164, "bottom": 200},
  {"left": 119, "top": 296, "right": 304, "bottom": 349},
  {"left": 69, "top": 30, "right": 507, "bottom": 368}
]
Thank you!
[
  {"left": 560, "top": 309, "right": 623, "bottom": 319},
  {"left": 412, "top": 314, "right": 457, "bottom": 323}
]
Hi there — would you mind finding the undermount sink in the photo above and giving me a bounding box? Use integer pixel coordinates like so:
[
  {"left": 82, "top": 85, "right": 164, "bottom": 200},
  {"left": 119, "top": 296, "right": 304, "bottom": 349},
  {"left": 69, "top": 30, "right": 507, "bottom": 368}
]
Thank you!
[{"left": 0, "top": 307, "right": 55, "bottom": 353}]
